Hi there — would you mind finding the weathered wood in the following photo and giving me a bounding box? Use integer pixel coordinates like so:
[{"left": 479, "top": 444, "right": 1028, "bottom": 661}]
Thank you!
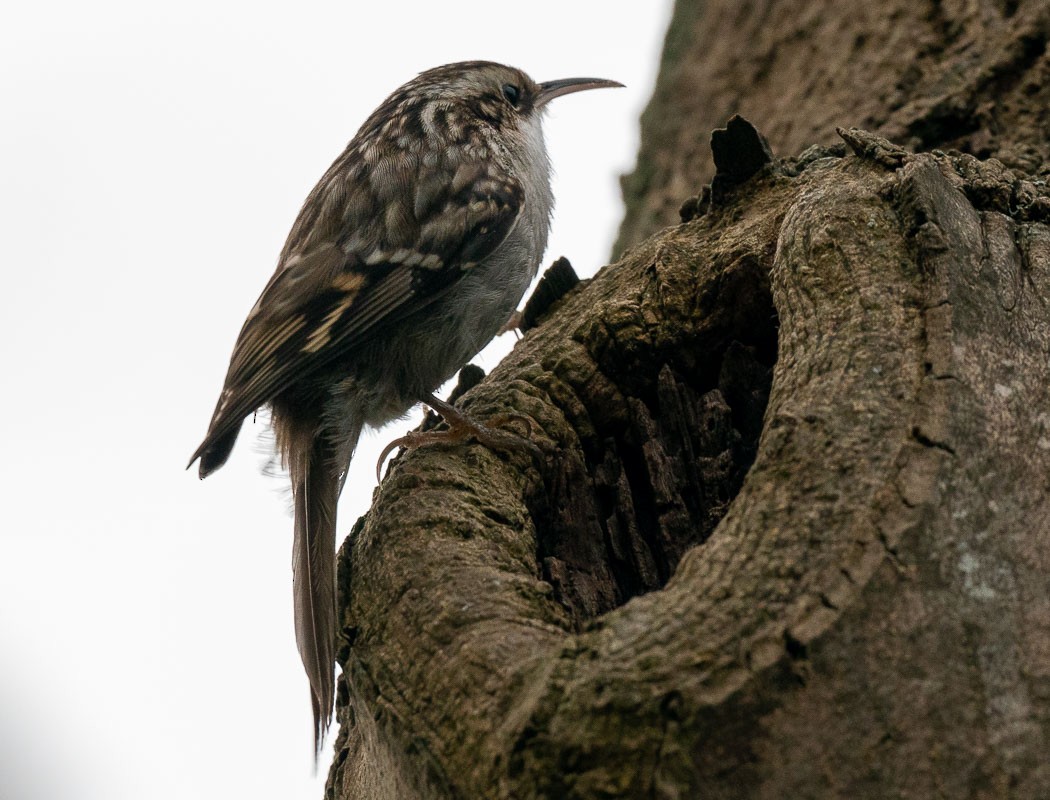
[
  {"left": 326, "top": 123, "right": 1050, "bottom": 797},
  {"left": 616, "top": 0, "right": 1050, "bottom": 254},
  {"left": 326, "top": 1, "right": 1050, "bottom": 795}
]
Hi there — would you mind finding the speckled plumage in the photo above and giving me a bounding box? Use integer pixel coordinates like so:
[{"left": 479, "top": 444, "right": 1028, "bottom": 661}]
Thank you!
[{"left": 188, "top": 61, "right": 620, "bottom": 753}]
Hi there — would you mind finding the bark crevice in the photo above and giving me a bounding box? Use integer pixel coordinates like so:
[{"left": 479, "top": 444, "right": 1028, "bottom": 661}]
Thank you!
[{"left": 328, "top": 129, "right": 1050, "bottom": 797}]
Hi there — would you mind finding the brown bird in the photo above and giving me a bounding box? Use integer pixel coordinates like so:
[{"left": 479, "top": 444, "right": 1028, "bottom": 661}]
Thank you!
[{"left": 188, "top": 61, "right": 621, "bottom": 752}]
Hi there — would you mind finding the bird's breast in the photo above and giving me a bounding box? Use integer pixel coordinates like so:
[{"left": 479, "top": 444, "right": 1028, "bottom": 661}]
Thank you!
[{"left": 325, "top": 213, "right": 547, "bottom": 437}]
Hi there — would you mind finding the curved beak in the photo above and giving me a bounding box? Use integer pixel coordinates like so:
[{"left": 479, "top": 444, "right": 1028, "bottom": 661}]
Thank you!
[{"left": 535, "top": 77, "right": 624, "bottom": 107}]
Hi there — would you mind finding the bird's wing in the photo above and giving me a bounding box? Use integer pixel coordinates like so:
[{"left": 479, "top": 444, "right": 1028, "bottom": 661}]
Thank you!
[{"left": 189, "top": 159, "right": 524, "bottom": 473}]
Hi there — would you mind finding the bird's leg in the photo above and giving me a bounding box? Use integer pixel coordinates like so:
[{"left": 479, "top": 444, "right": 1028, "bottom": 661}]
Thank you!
[{"left": 376, "top": 392, "right": 539, "bottom": 480}]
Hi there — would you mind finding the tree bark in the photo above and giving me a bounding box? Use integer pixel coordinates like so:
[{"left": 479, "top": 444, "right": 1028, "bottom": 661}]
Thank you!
[
  {"left": 616, "top": 0, "right": 1050, "bottom": 255},
  {"left": 326, "top": 3, "right": 1050, "bottom": 798}
]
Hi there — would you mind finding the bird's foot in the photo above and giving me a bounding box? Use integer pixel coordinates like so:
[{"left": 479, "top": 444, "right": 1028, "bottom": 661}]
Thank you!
[{"left": 376, "top": 393, "right": 540, "bottom": 480}]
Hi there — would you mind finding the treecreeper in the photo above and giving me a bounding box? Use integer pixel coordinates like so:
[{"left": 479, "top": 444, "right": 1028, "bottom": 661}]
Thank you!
[{"left": 187, "top": 61, "right": 621, "bottom": 753}]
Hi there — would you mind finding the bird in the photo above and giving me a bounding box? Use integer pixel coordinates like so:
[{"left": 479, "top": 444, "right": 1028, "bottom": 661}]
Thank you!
[{"left": 188, "top": 60, "right": 621, "bottom": 753}]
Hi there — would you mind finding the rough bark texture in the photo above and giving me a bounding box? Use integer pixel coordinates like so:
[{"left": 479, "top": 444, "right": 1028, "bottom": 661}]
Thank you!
[
  {"left": 325, "top": 3, "right": 1050, "bottom": 798},
  {"left": 615, "top": 0, "right": 1050, "bottom": 255}
]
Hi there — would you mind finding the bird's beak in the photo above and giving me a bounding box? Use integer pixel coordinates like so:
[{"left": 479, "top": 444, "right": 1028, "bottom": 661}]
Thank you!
[{"left": 535, "top": 77, "right": 624, "bottom": 107}]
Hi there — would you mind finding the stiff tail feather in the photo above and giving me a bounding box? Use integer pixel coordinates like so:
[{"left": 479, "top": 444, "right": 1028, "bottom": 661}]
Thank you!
[
  {"left": 192, "top": 425, "right": 240, "bottom": 478},
  {"left": 288, "top": 427, "right": 338, "bottom": 755}
]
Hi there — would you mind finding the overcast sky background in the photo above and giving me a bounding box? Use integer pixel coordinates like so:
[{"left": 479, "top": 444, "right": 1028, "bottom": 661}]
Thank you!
[{"left": 0, "top": 3, "right": 672, "bottom": 798}]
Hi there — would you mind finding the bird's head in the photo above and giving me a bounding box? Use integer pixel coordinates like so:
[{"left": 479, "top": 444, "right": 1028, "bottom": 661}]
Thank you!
[{"left": 358, "top": 61, "right": 622, "bottom": 148}]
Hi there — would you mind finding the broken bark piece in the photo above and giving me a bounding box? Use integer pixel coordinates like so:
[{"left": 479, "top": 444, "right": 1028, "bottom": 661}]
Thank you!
[
  {"left": 710, "top": 115, "right": 775, "bottom": 201},
  {"left": 837, "top": 126, "right": 909, "bottom": 168},
  {"left": 679, "top": 185, "right": 711, "bottom": 223},
  {"left": 520, "top": 256, "right": 581, "bottom": 332}
]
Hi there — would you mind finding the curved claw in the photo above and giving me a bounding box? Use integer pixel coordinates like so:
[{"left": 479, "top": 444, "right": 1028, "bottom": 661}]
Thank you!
[
  {"left": 375, "top": 431, "right": 427, "bottom": 481},
  {"left": 376, "top": 436, "right": 404, "bottom": 482},
  {"left": 376, "top": 398, "right": 541, "bottom": 482}
]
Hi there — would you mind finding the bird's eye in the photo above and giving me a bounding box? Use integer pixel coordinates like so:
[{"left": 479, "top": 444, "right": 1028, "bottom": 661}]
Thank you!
[{"left": 502, "top": 83, "right": 521, "bottom": 107}]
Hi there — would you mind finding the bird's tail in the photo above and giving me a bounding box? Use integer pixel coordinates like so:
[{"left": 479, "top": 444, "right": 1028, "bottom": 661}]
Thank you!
[{"left": 282, "top": 420, "right": 338, "bottom": 755}]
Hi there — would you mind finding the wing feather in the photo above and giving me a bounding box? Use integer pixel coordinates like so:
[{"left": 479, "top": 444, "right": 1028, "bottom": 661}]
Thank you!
[{"left": 189, "top": 158, "right": 523, "bottom": 472}]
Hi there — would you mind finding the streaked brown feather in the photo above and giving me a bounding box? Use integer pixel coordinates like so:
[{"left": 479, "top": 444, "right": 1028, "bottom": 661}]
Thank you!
[
  {"left": 188, "top": 168, "right": 523, "bottom": 472},
  {"left": 184, "top": 61, "right": 610, "bottom": 755}
]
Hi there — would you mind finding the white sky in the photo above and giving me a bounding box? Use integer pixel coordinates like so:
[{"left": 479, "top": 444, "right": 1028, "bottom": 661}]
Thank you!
[{"left": 0, "top": 3, "right": 671, "bottom": 798}]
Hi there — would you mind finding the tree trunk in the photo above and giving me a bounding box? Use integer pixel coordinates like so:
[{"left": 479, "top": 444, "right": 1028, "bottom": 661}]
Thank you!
[
  {"left": 326, "top": 3, "right": 1050, "bottom": 798},
  {"left": 615, "top": 0, "right": 1050, "bottom": 255}
]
